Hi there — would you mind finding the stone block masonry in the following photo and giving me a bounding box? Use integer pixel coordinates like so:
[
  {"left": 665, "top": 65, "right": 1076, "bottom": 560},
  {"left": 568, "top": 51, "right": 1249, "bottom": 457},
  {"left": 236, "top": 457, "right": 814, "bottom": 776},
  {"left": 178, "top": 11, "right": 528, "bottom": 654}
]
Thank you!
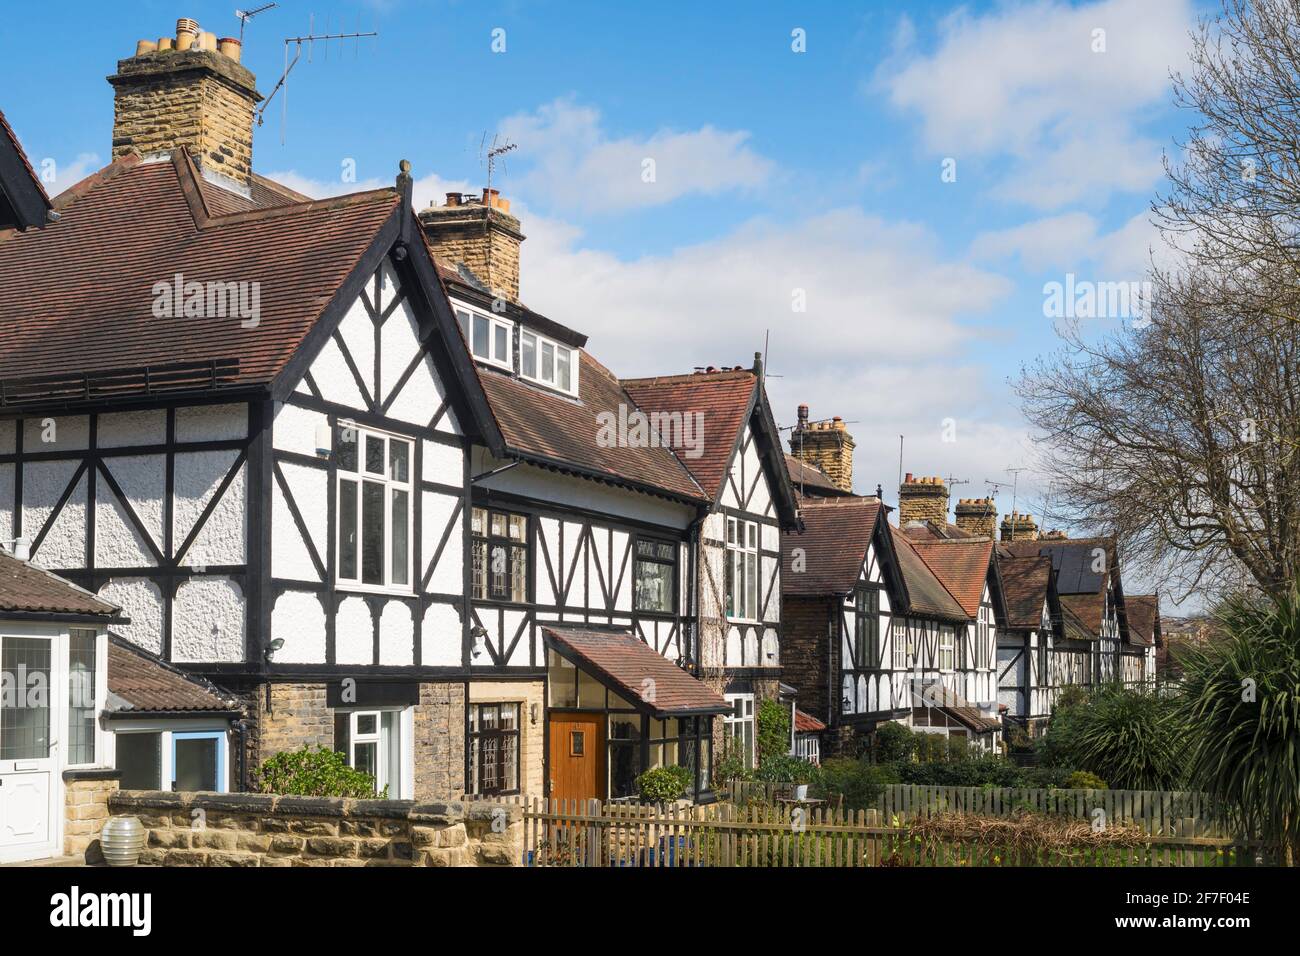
[
  {"left": 63, "top": 769, "right": 122, "bottom": 862},
  {"left": 109, "top": 791, "right": 524, "bottom": 867}
]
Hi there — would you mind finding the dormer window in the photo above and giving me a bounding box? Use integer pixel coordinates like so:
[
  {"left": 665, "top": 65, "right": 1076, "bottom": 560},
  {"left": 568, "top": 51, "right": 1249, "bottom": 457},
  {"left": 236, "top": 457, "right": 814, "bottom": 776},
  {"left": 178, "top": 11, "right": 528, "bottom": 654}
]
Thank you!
[
  {"left": 521, "top": 330, "right": 579, "bottom": 395},
  {"left": 454, "top": 301, "right": 513, "bottom": 371}
]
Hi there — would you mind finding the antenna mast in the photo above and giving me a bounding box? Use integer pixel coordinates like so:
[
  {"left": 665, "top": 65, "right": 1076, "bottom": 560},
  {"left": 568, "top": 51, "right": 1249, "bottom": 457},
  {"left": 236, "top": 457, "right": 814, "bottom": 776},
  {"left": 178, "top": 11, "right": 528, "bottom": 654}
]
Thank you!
[{"left": 236, "top": 2, "right": 277, "bottom": 44}]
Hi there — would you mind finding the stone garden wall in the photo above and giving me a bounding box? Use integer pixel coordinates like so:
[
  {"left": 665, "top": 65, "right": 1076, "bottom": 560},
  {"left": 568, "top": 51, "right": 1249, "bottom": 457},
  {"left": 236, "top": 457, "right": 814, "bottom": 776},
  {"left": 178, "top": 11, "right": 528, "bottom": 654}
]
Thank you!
[{"left": 107, "top": 791, "right": 523, "bottom": 867}]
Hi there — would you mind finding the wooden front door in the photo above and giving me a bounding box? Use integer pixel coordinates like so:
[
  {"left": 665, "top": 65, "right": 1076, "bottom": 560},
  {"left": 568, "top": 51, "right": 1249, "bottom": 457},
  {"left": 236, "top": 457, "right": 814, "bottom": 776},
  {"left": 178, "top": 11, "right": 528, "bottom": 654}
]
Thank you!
[{"left": 549, "top": 715, "right": 604, "bottom": 802}]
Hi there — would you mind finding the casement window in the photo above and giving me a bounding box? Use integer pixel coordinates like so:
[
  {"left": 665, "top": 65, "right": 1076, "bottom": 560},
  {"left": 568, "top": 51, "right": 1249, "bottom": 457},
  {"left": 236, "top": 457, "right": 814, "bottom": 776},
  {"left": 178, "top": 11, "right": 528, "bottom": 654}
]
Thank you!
[
  {"left": 337, "top": 426, "right": 413, "bottom": 591},
  {"left": 334, "top": 708, "right": 411, "bottom": 798},
  {"left": 853, "top": 588, "right": 880, "bottom": 669},
  {"left": 469, "top": 703, "right": 521, "bottom": 795},
  {"left": 893, "top": 622, "right": 910, "bottom": 669},
  {"left": 471, "top": 507, "right": 528, "bottom": 602},
  {"left": 68, "top": 628, "right": 97, "bottom": 765},
  {"left": 115, "top": 726, "right": 228, "bottom": 792},
  {"left": 723, "top": 693, "right": 755, "bottom": 769},
  {"left": 520, "top": 329, "right": 578, "bottom": 395},
  {"left": 939, "top": 628, "right": 955, "bottom": 671},
  {"left": 455, "top": 302, "right": 513, "bottom": 370},
  {"left": 634, "top": 538, "right": 677, "bottom": 614},
  {"left": 725, "top": 517, "right": 760, "bottom": 621}
]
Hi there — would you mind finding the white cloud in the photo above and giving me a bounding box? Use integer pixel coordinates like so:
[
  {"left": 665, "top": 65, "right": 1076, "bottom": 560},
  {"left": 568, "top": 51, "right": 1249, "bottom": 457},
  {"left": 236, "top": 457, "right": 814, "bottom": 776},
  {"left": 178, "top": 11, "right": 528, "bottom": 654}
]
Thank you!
[
  {"left": 43, "top": 153, "right": 101, "bottom": 199},
  {"left": 497, "top": 98, "right": 776, "bottom": 213},
  {"left": 520, "top": 204, "right": 1026, "bottom": 495},
  {"left": 880, "top": 0, "right": 1193, "bottom": 208},
  {"left": 971, "top": 209, "right": 1172, "bottom": 278},
  {"left": 262, "top": 168, "right": 472, "bottom": 213}
]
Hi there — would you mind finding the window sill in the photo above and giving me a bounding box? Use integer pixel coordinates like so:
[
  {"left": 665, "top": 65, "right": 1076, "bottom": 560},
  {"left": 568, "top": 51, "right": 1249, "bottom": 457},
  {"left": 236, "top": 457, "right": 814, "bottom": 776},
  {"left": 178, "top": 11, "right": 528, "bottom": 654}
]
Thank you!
[{"left": 335, "top": 582, "right": 417, "bottom": 598}]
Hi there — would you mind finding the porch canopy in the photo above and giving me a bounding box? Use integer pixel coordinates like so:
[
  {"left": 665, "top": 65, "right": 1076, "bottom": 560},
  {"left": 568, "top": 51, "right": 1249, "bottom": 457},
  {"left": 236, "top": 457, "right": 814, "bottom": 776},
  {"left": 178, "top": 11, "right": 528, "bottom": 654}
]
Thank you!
[
  {"left": 542, "top": 626, "right": 728, "bottom": 717},
  {"left": 910, "top": 679, "right": 1002, "bottom": 736}
]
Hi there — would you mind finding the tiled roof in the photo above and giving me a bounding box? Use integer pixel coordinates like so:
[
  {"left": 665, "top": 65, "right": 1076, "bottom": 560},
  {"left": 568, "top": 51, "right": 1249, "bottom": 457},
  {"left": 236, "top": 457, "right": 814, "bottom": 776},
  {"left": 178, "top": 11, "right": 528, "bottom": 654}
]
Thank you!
[
  {"left": 0, "top": 551, "right": 119, "bottom": 616},
  {"left": 911, "top": 681, "right": 1001, "bottom": 734},
  {"left": 782, "top": 497, "right": 882, "bottom": 596},
  {"left": 195, "top": 172, "right": 309, "bottom": 216},
  {"left": 543, "top": 626, "right": 728, "bottom": 716},
  {"left": 475, "top": 354, "right": 707, "bottom": 503},
  {"left": 786, "top": 455, "right": 847, "bottom": 496},
  {"left": 1125, "top": 594, "right": 1160, "bottom": 646},
  {"left": 889, "top": 527, "right": 970, "bottom": 622},
  {"left": 621, "top": 370, "right": 757, "bottom": 502},
  {"left": 908, "top": 537, "right": 994, "bottom": 618},
  {"left": 998, "top": 556, "right": 1052, "bottom": 629},
  {"left": 1060, "top": 593, "right": 1105, "bottom": 636},
  {"left": 794, "top": 709, "right": 826, "bottom": 733},
  {"left": 0, "top": 150, "right": 399, "bottom": 399},
  {"left": 107, "top": 637, "right": 240, "bottom": 714},
  {"left": 902, "top": 521, "right": 979, "bottom": 541}
]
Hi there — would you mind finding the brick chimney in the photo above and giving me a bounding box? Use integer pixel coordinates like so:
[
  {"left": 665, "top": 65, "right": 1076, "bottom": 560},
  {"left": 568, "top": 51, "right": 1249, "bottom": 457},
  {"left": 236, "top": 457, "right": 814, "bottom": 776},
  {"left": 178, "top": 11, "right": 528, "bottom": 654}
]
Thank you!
[
  {"left": 954, "top": 497, "right": 997, "bottom": 538},
  {"left": 789, "top": 405, "right": 855, "bottom": 493},
  {"left": 1000, "top": 511, "right": 1039, "bottom": 542},
  {"left": 898, "top": 474, "right": 949, "bottom": 527},
  {"left": 419, "top": 190, "right": 525, "bottom": 302},
  {"left": 108, "top": 19, "right": 260, "bottom": 190},
  {"left": 1040, "top": 529, "right": 1068, "bottom": 541}
]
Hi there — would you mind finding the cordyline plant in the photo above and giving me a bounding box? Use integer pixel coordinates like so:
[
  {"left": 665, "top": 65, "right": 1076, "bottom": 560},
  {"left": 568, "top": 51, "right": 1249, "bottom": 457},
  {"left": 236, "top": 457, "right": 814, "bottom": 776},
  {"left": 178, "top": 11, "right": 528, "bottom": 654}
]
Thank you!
[
  {"left": 1174, "top": 589, "right": 1300, "bottom": 863},
  {"left": 1064, "top": 685, "right": 1185, "bottom": 792}
]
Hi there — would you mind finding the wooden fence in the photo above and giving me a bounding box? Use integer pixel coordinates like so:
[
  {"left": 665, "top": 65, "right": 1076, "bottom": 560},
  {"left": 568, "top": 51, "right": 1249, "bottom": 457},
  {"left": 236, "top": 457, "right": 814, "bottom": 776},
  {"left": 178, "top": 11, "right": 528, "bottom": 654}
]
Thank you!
[
  {"left": 879, "top": 785, "right": 1228, "bottom": 837},
  {"left": 519, "top": 796, "right": 1256, "bottom": 868}
]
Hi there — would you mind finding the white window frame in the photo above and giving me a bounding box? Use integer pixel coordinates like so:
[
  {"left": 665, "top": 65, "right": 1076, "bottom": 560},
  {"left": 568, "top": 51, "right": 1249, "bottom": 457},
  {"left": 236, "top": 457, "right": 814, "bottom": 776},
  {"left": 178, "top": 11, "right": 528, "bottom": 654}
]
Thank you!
[
  {"left": 939, "top": 626, "right": 955, "bottom": 671},
  {"left": 109, "top": 720, "right": 230, "bottom": 793},
  {"left": 454, "top": 300, "right": 514, "bottom": 371},
  {"left": 336, "top": 706, "right": 414, "bottom": 800},
  {"left": 723, "top": 693, "right": 756, "bottom": 769},
  {"left": 726, "top": 517, "right": 760, "bottom": 622},
  {"left": 335, "top": 424, "right": 414, "bottom": 594},
  {"left": 519, "top": 328, "right": 579, "bottom": 395},
  {"left": 892, "top": 620, "right": 910, "bottom": 670}
]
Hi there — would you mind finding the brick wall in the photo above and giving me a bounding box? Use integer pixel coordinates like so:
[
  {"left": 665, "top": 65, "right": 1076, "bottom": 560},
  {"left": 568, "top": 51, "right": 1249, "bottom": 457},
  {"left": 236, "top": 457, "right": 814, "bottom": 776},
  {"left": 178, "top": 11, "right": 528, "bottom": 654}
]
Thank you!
[
  {"left": 789, "top": 420, "right": 855, "bottom": 492},
  {"left": 898, "top": 475, "right": 949, "bottom": 527},
  {"left": 109, "top": 791, "right": 523, "bottom": 867},
  {"left": 954, "top": 498, "right": 997, "bottom": 538},
  {"left": 415, "top": 681, "right": 466, "bottom": 799},
  {"left": 781, "top": 596, "right": 835, "bottom": 726},
  {"left": 109, "top": 50, "right": 259, "bottom": 186}
]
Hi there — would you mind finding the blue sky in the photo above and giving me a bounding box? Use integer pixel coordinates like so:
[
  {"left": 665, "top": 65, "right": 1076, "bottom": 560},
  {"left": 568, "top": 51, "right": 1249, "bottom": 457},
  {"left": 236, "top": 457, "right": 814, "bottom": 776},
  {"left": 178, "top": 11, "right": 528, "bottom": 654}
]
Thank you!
[{"left": 1, "top": 0, "right": 1209, "bottom": 600}]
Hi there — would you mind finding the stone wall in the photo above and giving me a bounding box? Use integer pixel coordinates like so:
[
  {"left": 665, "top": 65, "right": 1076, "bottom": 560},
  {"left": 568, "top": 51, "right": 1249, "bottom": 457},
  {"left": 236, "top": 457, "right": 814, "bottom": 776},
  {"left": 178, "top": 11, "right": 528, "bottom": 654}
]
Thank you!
[
  {"left": 419, "top": 201, "right": 524, "bottom": 302},
  {"left": 898, "top": 475, "right": 949, "bottom": 527},
  {"left": 109, "top": 50, "right": 259, "bottom": 187},
  {"left": 954, "top": 498, "right": 997, "bottom": 539},
  {"left": 780, "top": 596, "right": 835, "bottom": 727},
  {"left": 250, "top": 680, "right": 466, "bottom": 801},
  {"left": 63, "top": 769, "right": 121, "bottom": 862},
  {"left": 789, "top": 420, "right": 855, "bottom": 493},
  {"left": 108, "top": 791, "right": 523, "bottom": 867}
]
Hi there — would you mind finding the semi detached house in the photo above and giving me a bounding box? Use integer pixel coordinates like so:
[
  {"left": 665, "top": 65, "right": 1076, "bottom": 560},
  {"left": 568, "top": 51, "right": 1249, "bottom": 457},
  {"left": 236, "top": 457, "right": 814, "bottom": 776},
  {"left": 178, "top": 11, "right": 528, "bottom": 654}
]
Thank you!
[{"left": 0, "top": 20, "right": 801, "bottom": 859}]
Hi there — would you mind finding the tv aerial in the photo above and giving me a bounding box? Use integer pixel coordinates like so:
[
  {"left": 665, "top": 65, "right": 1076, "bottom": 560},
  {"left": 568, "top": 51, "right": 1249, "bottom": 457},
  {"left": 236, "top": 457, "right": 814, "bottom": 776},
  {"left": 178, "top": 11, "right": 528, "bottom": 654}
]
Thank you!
[
  {"left": 235, "top": 3, "right": 277, "bottom": 43},
  {"left": 255, "top": 14, "right": 380, "bottom": 144},
  {"left": 478, "top": 133, "right": 518, "bottom": 197}
]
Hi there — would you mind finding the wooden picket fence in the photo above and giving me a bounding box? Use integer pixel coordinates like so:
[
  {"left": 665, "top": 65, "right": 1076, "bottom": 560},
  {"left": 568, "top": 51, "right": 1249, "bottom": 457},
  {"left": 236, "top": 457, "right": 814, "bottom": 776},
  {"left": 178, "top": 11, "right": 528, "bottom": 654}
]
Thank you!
[
  {"left": 518, "top": 796, "right": 1258, "bottom": 868},
  {"left": 879, "top": 785, "right": 1229, "bottom": 837}
]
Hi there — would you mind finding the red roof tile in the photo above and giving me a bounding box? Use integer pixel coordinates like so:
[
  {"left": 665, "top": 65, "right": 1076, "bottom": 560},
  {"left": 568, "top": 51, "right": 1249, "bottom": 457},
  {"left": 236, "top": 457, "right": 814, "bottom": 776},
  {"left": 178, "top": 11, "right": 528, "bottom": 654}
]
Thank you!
[
  {"left": 0, "top": 150, "right": 398, "bottom": 398},
  {"left": 543, "top": 626, "right": 727, "bottom": 716},
  {"left": 998, "top": 556, "right": 1052, "bottom": 629},
  {"left": 908, "top": 537, "right": 993, "bottom": 618},
  {"left": 622, "top": 370, "right": 757, "bottom": 501},
  {"left": 0, "top": 552, "right": 119, "bottom": 616},
  {"left": 782, "top": 496, "right": 882, "bottom": 596},
  {"left": 889, "top": 528, "right": 971, "bottom": 622},
  {"left": 1125, "top": 594, "right": 1160, "bottom": 646},
  {"left": 794, "top": 709, "right": 826, "bottom": 733},
  {"left": 107, "top": 638, "right": 240, "bottom": 714}
]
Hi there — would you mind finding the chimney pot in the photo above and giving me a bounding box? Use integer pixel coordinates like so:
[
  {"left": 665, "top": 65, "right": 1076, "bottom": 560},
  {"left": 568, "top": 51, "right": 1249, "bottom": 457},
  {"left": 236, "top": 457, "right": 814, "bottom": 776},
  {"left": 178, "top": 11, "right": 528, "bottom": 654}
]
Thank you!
[
  {"left": 218, "top": 37, "right": 241, "bottom": 61},
  {"left": 158, "top": 37, "right": 174, "bottom": 50},
  {"left": 136, "top": 39, "right": 158, "bottom": 56}
]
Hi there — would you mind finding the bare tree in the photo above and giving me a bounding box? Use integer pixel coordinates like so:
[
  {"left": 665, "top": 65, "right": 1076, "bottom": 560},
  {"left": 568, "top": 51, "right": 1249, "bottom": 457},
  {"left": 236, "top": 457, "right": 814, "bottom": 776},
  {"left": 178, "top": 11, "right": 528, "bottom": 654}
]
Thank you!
[{"left": 1020, "top": 0, "right": 1300, "bottom": 602}]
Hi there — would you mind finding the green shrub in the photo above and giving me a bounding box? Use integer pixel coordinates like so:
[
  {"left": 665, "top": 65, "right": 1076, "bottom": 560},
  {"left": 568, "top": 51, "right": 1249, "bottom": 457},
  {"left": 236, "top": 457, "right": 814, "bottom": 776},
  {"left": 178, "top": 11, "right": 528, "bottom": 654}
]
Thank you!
[
  {"left": 756, "top": 699, "right": 791, "bottom": 763},
  {"left": 1065, "top": 770, "right": 1108, "bottom": 790},
  {"left": 1061, "top": 684, "right": 1184, "bottom": 790},
  {"left": 252, "top": 746, "right": 382, "bottom": 798},
  {"left": 898, "top": 754, "right": 1024, "bottom": 788},
  {"left": 817, "top": 758, "right": 898, "bottom": 810},
  {"left": 755, "top": 754, "right": 818, "bottom": 785},
  {"left": 873, "top": 721, "right": 916, "bottom": 763},
  {"left": 635, "top": 765, "right": 693, "bottom": 803},
  {"left": 1175, "top": 589, "right": 1300, "bottom": 859},
  {"left": 712, "top": 735, "right": 753, "bottom": 789}
]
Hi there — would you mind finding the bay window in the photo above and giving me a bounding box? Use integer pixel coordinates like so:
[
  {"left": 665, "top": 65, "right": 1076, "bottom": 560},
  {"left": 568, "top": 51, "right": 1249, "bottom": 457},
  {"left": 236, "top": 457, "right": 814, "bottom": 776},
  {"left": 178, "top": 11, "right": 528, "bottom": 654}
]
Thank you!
[
  {"left": 725, "top": 517, "right": 759, "bottom": 621},
  {"left": 471, "top": 507, "right": 527, "bottom": 602},
  {"left": 634, "top": 538, "right": 676, "bottom": 614},
  {"left": 336, "top": 425, "right": 413, "bottom": 591}
]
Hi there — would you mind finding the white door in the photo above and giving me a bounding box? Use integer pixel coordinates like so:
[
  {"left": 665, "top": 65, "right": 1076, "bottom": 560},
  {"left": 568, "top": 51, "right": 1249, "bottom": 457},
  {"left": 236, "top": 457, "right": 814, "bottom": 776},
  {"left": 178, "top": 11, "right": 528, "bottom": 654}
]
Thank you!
[{"left": 0, "top": 634, "right": 59, "bottom": 862}]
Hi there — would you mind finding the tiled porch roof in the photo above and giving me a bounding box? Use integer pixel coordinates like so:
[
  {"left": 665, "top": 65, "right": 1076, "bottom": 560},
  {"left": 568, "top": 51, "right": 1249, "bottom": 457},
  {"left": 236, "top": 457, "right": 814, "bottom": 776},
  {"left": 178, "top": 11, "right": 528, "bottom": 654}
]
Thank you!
[{"left": 543, "top": 626, "right": 728, "bottom": 717}]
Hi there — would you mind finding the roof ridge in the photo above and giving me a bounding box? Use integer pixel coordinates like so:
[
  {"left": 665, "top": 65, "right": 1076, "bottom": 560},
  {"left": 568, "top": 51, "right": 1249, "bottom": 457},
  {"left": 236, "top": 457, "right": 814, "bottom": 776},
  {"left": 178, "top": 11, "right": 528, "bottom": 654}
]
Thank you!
[
  {"left": 897, "top": 527, "right": 974, "bottom": 618},
  {"left": 49, "top": 153, "right": 142, "bottom": 214},
  {"left": 621, "top": 369, "right": 755, "bottom": 387}
]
